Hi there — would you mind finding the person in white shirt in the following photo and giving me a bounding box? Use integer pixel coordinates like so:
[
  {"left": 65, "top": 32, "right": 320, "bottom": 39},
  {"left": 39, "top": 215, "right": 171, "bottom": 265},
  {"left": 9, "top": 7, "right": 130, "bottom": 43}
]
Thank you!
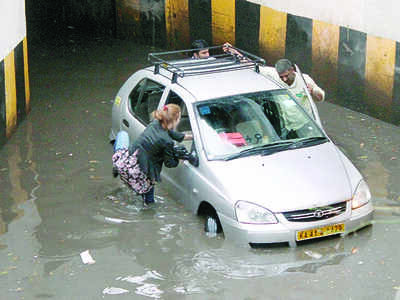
[
  {"left": 215, "top": 44, "right": 326, "bottom": 137},
  {"left": 220, "top": 45, "right": 325, "bottom": 112},
  {"left": 257, "top": 59, "right": 326, "bottom": 138},
  {"left": 260, "top": 58, "right": 325, "bottom": 116}
]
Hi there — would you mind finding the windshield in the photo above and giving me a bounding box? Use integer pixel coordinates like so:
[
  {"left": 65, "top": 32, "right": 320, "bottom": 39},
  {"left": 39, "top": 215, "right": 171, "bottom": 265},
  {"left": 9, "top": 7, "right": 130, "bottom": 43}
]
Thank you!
[{"left": 195, "top": 89, "right": 327, "bottom": 160}]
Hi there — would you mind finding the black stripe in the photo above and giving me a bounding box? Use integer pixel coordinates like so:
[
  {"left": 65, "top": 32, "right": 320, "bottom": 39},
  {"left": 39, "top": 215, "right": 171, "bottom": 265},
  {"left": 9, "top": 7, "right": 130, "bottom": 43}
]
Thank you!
[
  {"left": 0, "top": 59, "right": 6, "bottom": 146},
  {"left": 140, "top": 0, "right": 166, "bottom": 48},
  {"left": 15, "top": 41, "right": 26, "bottom": 121},
  {"left": 189, "top": 0, "right": 212, "bottom": 46},
  {"left": 392, "top": 42, "right": 400, "bottom": 126},
  {"left": 235, "top": 0, "right": 260, "bottom": 55},
  {"left": 285, "top": 14, "right": 312, "bottom": 74},
  {"left": 337, "top": 27, "right": 366, "bottom": 113}
]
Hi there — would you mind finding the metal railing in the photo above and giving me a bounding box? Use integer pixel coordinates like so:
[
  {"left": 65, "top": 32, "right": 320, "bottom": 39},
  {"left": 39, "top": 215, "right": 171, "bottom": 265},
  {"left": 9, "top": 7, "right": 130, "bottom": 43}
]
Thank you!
[{"left": 148, "top": 45, "right": 266, "bottom": 83}]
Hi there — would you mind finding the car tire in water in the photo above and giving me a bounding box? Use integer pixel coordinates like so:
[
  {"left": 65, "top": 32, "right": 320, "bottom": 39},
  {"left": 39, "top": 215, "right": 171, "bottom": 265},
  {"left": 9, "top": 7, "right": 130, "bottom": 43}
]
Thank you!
[{"left": 204, "top": 214, "right": 222, "bottom": 237}]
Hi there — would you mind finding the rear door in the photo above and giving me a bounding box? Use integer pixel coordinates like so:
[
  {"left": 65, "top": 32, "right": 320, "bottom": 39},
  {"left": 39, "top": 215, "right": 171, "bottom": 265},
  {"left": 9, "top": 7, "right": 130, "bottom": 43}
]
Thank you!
[{"left": 121, "top": 77, "right": 166, "bottom": 140}]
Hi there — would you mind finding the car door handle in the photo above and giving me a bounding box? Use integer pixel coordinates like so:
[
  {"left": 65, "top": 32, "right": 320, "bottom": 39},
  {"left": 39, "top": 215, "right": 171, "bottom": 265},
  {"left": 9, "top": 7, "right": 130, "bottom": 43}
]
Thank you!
[{"left": 122, "top": 119, "right": 130, "bottom": 128}]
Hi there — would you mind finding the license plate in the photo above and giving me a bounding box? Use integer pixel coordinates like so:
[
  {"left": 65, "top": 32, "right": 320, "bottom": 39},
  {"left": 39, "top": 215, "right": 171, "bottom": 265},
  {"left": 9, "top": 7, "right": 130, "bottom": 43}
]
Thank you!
[{"left": 296, "top": 223, "right": 345, "bottom": 241}]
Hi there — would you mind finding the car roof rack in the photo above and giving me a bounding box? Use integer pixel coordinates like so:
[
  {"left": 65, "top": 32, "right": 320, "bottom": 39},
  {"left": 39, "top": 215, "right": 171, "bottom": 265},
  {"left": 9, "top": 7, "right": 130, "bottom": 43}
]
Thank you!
[{"left": 148, "top": 45, "right": 266, "bottom": 83}]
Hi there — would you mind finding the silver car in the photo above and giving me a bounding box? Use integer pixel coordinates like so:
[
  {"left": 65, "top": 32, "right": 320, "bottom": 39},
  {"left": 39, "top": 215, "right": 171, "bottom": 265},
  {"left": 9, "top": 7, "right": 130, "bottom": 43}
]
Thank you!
[{"left": 109, "top": 47, "right": 373, "bottom": 247}]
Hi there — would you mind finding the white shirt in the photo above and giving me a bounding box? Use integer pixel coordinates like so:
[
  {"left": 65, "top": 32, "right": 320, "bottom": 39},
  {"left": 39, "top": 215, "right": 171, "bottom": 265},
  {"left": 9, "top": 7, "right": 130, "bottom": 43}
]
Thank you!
[
  {"left": 259, "top": 66, "right": 325, "bottom": 130},
  {"left": 259, "top": 66, "right": 324, "bottom": 115}
]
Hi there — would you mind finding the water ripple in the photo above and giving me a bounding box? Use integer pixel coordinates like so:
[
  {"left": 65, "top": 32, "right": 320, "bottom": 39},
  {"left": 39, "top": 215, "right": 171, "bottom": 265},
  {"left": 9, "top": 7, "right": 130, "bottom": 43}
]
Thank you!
[{"left": 116, "top": 271, "right": 165, "bottom": 299}]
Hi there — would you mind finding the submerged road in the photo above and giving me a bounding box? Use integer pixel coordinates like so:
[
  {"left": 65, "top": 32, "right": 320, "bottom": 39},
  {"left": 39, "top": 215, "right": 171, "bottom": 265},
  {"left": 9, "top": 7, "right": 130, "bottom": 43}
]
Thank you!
[{"left": 0, "top": 37, "right": 399, "bottom": 300}]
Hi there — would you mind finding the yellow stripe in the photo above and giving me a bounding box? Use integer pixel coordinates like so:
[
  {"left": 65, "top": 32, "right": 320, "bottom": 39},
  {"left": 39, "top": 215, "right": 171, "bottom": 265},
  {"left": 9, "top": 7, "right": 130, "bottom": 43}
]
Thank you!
[
  {"left": 211, "top": 0, "right": 235, "bottom": 46},
  {"left": 312, "top": 20, "right": 339, "bottom": 93},
  {"left": 4, "top": 50, "right": 17, "bottom": 138},
  {"left": 165, "top": 0, "right": 190, "bottom": 49},
  {"left": 259, "top": 6, "right": 286, "bottom": 65},
  {"left": 365, "top": 35, "right": 396, "bottom": 106},
  {"left": 23, "top": 37, "right": 31, "bottom": 114}
]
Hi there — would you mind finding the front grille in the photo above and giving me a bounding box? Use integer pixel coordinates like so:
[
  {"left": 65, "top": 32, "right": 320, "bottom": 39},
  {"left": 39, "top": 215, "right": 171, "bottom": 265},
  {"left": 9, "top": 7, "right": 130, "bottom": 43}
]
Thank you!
[{"left": 282, "top": 202, "right": 347, "bottom": 222}]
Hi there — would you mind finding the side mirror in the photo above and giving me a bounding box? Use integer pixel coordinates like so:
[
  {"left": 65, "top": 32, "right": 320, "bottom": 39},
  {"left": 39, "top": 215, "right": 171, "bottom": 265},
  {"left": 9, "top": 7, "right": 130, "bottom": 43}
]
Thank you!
[{"left": 188, "top": 150, "right": 199, "bottom": 167}]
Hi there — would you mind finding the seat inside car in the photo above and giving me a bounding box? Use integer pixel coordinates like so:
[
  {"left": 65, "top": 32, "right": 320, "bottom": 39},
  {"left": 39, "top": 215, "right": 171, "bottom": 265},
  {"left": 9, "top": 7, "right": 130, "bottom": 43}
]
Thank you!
[
  {"left": 177, "top": 106, "right": 191, "bottom": 132},
  {"left": 147, "top": 90, "right": 163, "bottom": 117}
]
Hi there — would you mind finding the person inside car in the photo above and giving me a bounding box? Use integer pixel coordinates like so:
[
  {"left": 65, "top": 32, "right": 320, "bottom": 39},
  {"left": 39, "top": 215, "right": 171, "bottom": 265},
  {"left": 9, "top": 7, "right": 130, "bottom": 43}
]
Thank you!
[{"left": 112, "top": 104, "right": 197, "bottom": 206}]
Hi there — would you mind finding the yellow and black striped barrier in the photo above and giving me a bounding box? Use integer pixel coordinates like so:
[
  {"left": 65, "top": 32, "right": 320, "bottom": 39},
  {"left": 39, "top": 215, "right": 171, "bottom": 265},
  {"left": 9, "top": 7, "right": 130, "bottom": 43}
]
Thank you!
[
  {"left": 116, "top": 0, "right": 400, "bottom": 125},
  {"left": 0, "top": 37, "right": 30, "bottom": 147}
]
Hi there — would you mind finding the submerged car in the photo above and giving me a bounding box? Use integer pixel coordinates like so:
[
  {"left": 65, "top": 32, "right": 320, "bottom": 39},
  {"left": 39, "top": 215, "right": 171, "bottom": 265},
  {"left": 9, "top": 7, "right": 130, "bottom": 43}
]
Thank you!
[{"left": 109, "top": 46, "right": 373, "bottom": 247}]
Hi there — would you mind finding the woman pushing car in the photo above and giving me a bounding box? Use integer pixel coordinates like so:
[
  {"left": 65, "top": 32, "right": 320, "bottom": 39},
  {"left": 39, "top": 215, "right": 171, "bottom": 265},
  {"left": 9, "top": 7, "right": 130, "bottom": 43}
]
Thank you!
[{"left": 112, "top": 103, "right": 197, "bottom": 205}]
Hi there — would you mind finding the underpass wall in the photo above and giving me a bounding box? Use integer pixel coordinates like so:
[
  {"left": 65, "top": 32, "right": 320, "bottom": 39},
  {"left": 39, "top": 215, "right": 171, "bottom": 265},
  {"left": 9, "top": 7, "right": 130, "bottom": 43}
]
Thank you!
[
  {"left": 116, "top": 0, "right": 400, "bottom": 126},
  {"left": 1, "top": 0, "right": 30, "bottom": 147}
]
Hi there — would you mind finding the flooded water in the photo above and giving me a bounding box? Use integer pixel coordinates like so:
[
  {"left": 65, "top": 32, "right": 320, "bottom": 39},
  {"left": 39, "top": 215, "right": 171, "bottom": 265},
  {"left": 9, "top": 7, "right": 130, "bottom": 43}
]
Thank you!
[{"left": 0, "top": 37, "right": 400, "bottom": 299}]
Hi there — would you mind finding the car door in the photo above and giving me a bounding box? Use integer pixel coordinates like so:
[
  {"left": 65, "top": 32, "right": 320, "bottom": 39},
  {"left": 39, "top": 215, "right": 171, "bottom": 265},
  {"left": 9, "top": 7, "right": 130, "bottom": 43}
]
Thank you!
[
  {"left": 293, "top": 64, "right": 323, "bottom": 129},
  {"left": 160, "top": 88, "right": 197, "bottom": 207},
  {"left": 121, "top": 78, "right": 166, "bottom": 140}
]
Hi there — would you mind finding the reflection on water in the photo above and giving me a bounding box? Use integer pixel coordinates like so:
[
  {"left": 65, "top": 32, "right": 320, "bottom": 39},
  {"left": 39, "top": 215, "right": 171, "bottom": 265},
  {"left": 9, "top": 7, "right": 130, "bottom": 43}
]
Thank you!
[
  {"left": 0, "top": 121, "right": 40, "bottom": 236},
  {"left": 116, "top": 271, "right": 165, "bottom": 299}
]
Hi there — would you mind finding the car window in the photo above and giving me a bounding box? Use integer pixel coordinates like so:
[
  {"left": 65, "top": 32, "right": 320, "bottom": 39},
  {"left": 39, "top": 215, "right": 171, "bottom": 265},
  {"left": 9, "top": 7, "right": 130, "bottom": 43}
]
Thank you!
[
  {"left": 128, "top": 79, "right": 146, "bottom": 113},
  {"left": 166, "top": 91, "right": 193, "bottom": 150},
  {"left": 166, "top": 91, "right": 192, "bottom": 133},
  {"left": 195, "top": 90, "right": 326, "bottom": 160},
  {"left": 129, "top": 79, "right": 165, "bottom": 125}
]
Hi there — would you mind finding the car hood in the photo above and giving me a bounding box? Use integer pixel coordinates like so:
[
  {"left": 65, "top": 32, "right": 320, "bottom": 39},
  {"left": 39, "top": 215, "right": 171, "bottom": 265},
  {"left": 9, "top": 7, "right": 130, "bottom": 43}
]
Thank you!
[{"left": 208, "top": 142, "right": 353, "bottom": 212}]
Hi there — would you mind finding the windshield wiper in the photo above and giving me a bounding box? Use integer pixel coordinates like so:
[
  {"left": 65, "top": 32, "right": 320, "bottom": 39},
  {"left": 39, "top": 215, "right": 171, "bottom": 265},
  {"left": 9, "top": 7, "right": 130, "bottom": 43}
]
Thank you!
[
  {"left": 223, "top": 141, "right": 294, "bottom": 161},
  {"left": 286, "top": 136, "right": 329, "bottom": 149},
  {"left": 223, "top": 137, "right": 328, "bottom": 161}
]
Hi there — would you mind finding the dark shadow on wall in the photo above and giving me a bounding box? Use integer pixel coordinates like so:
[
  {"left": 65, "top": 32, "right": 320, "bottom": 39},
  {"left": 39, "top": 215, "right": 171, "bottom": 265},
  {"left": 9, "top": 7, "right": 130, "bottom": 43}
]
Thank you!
[
  {"left": 14, "top": 42, "right": 27, "bottom": 123},
  {"left": 139, "top": 0, "right": 166, "bottom": 48},
  {"left": 235, "top": 0, "right": 260, "bottom": 56},
  {"left": 285, "top": 14, "right": 312, "bottom": 75},
  {"left": 392, "top": 42, "right": 400, "bottom": 125},
  {"left": 189, "top": 0, "right": 212, "bottom": 45},
  {"left": 0, "top": 61, "right": 5, "bottom": 146},
  {"left": 337, "top": 28, "right": 366, "bottom": 115},
  {"left": 115, "top": 0, "right": 166, "bottom": 48}
]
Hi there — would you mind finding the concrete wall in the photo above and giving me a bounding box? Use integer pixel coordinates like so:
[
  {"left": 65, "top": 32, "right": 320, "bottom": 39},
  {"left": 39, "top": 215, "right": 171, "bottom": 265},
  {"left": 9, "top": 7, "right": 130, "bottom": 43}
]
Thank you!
[
  {"left": 249, "top": 0, "right": 400, "bottom": 43},
  {"left": 115, "top": 0, "right": 400, "bottom": 126},
  {"left": 1, "top": 0, "right": 31, "bottom": 147}
]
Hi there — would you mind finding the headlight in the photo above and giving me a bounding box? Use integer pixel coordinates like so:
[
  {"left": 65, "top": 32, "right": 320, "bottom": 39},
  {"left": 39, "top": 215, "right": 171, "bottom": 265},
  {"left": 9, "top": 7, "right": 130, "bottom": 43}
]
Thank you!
[
  {"left": 235, "top": 201, "right": 278, "bottom": 224},
  {"left": 352, "top": 180, "right": 371, "bottom": 209}
]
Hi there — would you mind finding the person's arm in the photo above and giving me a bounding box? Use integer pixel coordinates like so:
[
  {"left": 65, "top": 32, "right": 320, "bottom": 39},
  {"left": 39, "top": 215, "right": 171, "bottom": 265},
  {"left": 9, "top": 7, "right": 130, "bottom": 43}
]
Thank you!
[
  {"left": 223, "top": 42, "right": 242, "bottom": 56},
  {"left": 303, "top": 74, "right": 325, "bottom": 102},
  {"left": 168, "top": 130, "right": 185, "bottom": 143},
  {"left": 163, "top": 142, "right": 179, "bottom": 168},
  {"left": 222, "top": 42, "right": 249, "bottom": 62}
]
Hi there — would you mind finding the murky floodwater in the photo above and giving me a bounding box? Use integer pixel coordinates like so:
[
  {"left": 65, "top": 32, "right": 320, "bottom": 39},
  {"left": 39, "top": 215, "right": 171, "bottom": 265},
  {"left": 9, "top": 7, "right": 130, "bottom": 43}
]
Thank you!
[{"left": 0, "top": 37, "right": 400, "bottom": 300}]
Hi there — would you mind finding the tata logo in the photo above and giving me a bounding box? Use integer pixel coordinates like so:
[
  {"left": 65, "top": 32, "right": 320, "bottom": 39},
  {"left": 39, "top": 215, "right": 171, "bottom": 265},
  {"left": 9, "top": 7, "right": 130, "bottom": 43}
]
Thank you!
[{"left": 313, "top": 210, "right": 324, "bottom": 218}]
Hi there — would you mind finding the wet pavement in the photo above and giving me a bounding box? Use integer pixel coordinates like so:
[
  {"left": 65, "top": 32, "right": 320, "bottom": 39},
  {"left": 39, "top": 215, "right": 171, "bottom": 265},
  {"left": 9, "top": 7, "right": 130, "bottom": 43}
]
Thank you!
[{"left": 0, "top": 37, "right": 400, "bottom": 300}]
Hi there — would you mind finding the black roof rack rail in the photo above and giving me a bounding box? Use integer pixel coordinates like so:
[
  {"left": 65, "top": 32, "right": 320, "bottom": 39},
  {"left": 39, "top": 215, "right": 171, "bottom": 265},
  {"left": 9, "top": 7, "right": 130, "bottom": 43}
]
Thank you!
[{"left": 148, "top": 45, "right": 266, "bottom": 83}]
